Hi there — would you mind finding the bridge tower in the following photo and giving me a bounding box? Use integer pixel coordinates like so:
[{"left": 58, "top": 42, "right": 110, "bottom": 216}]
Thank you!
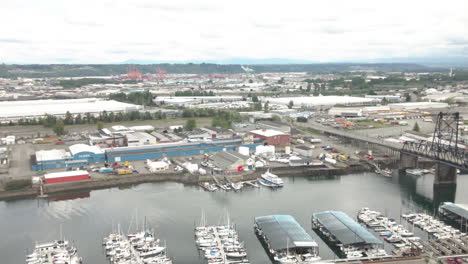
[
  {"left": 432, "top": 112, "right": 460, "bottom": 186},
  {"left": 401, "top": 112, "right": 461, "bottom": 187}
]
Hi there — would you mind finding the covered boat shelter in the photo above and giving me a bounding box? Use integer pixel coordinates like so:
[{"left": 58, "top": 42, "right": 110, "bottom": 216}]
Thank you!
[
  {"left": 439, "top": 202, "right": 468, "bottom": 231},
  {"left": 255, "top": 215, "right": 319, "bottom": 251},
  {"left": 312, "top": 211, "right": 383, "bottom": 247}
]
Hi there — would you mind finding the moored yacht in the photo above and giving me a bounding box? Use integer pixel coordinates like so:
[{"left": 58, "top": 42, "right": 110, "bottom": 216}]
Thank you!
[
  {"left": 259, "top": 170, "right": 284, "bottom": 187},
  {"left": 405, "top": 169, "right": 426, "bottom": 176}
]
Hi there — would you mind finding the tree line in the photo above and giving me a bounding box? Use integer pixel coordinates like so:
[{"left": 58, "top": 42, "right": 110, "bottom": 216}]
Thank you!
[
  {"left": 109, "top": 90, "right": 155, "bottom": 106},
  {"left": 174, "top": 90, "right": 215, "bottom": 96}
]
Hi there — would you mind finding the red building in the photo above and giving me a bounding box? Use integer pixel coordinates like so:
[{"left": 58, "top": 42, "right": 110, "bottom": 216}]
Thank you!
[
  {"left": 44, "top": 170, "right": 90, "bottom": 184},
  {"left": 250, "top": 129, "right": 291, "bottom": 146}
]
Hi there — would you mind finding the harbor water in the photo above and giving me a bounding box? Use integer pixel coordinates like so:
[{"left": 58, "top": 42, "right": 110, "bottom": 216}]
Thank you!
[{"left": 1, "top": 172, "right": 468, "bottom": 264}]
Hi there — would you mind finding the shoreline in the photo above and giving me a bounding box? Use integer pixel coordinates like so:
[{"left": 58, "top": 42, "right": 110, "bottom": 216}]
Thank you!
[{"left": 0, "top": 164, "right": 371, "bottom": 201}]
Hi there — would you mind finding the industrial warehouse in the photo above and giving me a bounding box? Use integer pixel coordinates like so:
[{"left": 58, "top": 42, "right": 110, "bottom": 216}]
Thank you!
[
  {"left": 32, "top": 138, "right": 261, "bottom": 171},
  {"left": 0, "top": 98, "right": 142, "bottom": 121}
]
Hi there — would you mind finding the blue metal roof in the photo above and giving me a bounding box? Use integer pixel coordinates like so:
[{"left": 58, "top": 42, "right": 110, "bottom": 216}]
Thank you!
[
  {"left": 255, "top": 215, "right": 318, "bottom": 251},
  {"left": 313, "top": 211, "right": 382, "bottom": 246}
]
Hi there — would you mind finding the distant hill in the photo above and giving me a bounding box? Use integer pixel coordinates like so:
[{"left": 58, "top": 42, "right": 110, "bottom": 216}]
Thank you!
[{"left": 0, "top": 63, "right": 440, "bottom": 78}]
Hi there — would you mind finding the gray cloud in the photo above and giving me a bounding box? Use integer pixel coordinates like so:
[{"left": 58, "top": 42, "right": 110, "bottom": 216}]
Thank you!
[
  {"left": 110, "top": 50, "right": 128, "bottom": 54},
  {"left": 251, "top": 21, "right": 283, "bottom": 29},
  {"left": 64, "top": 18, "right": 104, "bottom": 27},
  {"left": 200, "top": 33, "right": 222, "bottom": 39},
  {"left": 0, "top": 38, "right": 28, "bottom": 43},
  {"left": 321, "top": 27, "right": 346, "bottom": 34},
  {"left": 135, "top": 2, "right": 217, "bottom": 12},
  {"left": 448, "top": 38, "right": 468, "bottom": 46}
]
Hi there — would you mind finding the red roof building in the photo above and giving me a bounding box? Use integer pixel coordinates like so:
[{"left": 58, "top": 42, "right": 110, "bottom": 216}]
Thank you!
[{"left": 249, "top": 129, "right": 291, "bottom": 146}]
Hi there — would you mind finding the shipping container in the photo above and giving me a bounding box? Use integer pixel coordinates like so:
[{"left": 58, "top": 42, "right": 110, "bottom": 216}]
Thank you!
[
  {"left": 309, "top": 138, "right": 322, "bottom": 143},
  {"left": 99, "top": 167, "right": 113, "bottom": 173},
  {"left": 116, "top": 168, "right": 133, "bottom": 175},
  {"left": 44, "top": 170, "right": 90, "bottom": 184}
]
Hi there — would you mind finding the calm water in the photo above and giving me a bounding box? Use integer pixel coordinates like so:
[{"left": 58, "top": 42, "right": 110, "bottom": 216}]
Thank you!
[{"left": 1, "top": 172, "right": 467, "bottom": 264}]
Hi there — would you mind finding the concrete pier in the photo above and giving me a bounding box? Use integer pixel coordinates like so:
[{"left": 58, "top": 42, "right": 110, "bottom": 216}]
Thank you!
[
  {"left": 399, "top": 152, "right": 418, "bottom": 169},
  {"left": 434, "top": 163, "right": 457, "bottom": 186}
]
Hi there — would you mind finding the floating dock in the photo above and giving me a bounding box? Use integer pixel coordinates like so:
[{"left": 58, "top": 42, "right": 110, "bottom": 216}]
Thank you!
[
  {"left": 312, "top": 211, "right": 385, "bottom": 259},
  {"left": 255, "top": 215, "right": 320, "bottom": 263}
]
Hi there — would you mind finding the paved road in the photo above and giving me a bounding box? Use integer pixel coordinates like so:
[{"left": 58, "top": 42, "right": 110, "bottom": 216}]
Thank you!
[
  {"left": 352, "top": 119, "right": 435, "bottom": 139},
  {"left": 300, "top": 120, "right": 403, "bottom": 150}
]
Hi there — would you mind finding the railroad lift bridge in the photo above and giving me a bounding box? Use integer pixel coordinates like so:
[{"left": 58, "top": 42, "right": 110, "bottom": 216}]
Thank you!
[
  {"left": 304, "top": 112, "right": 467, "bottom": 187},
  {"left": 400, "top": 112, "right": 467, "bottom": 187}
]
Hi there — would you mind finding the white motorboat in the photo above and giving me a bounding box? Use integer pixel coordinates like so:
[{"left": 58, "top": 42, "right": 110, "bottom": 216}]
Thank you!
[
  {"left": 259, "top": 170, "right": 284, "bottom": 187},
  {"left": 231, "top": 182, "right": 243, "bottom": 191},
  {"left": 405, "top": 169, "right": 425, "bottom": 176}
]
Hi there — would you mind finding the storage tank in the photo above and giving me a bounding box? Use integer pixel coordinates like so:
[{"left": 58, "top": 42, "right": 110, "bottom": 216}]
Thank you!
[{"left": 44, "top": 170, "right": 90, "bottom": 184}]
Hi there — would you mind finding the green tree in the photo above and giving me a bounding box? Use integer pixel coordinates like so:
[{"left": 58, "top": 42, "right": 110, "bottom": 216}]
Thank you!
[
  {"left": 445, "top": 98, "right": 455, "bottom": 105},
  {"left": 64, "top": 111, "right": 73, "bottom": 125},
  {"left": 53, "top": 121, "right": 67, "bottom": 136},
  {"left": 75, "top": 114, "right": 82, "bottom": 124},
  {"left": 252, "top": 95, "right": 259, "bottom": 102},
  {"left": 288, "top": 100, "right": 294, "bottom": 109},
  {"left": 185, "top": 119, "right": 197, "bottom": 131},
  {"left": 97, "top": 121, "right": 104, "bottom": 130},
  {"left": 263, "top": 101, "right": 269, "bottom": 113},
  {"left": 413, "top": 122, "right": 420, "bottom": 132}
]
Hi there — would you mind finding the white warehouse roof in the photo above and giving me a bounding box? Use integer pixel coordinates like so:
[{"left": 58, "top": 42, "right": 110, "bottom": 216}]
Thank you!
[
  {"left": 0, "top": 98, "right": 142, "bottom": 120},
  {"left": 250, "top": 129, "right": 286, "bottom": 137},
  {"left": 44, "top": 170, "right": 89, "bottom": 179},
  {"left": 388, "top": 102, "right": 449, "bottom": 110},
  {"left": 69, "top": 144, "right": 104, "bottom": 155},
  {"left": 36, "top": 149, "right": 71, "bottom": 162},
  {"left": 264, "top": 96, "right": 379, "bottom": 107}
]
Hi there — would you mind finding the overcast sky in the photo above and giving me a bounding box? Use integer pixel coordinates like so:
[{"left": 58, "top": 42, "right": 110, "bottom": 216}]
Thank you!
[{"left": 0, "top": 0, "right": 467, "bottom": 64}]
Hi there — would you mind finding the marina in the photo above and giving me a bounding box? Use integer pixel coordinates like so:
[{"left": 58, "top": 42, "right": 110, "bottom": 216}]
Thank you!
[
  {"left": 312, "top": 210, "right": 386, "bottom": 259},
  {"left": 26, "top": 240, "right": 82, "bottom": 264},
  {"left": 102, "top": 225, "right": 172, "bottom": 264},
  {"left": 2, "top": 172, "right": 468, "bottom": 264},
  {"left": 402, "top": 212, "right": 465, "bottom": 240},
  {"left": 255, "top": 215, "right": 320, "bottom": 263},
  {"left": 195, "top": 213, "right": 249, "bottom": 263},
  {"left": 357, "top": 208, "right": 420, "bottom": 255}
]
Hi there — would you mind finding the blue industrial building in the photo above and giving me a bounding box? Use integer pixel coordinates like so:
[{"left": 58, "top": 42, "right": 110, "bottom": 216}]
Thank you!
[
  {"left": 105, "top": 139, "right": 261, "bottom": 162},
  {"left": 32, "top": 149, "right": 89, "bottom": 171},
  {"left": 32, "top": 139, "right": 261, "bottom": 170}
]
